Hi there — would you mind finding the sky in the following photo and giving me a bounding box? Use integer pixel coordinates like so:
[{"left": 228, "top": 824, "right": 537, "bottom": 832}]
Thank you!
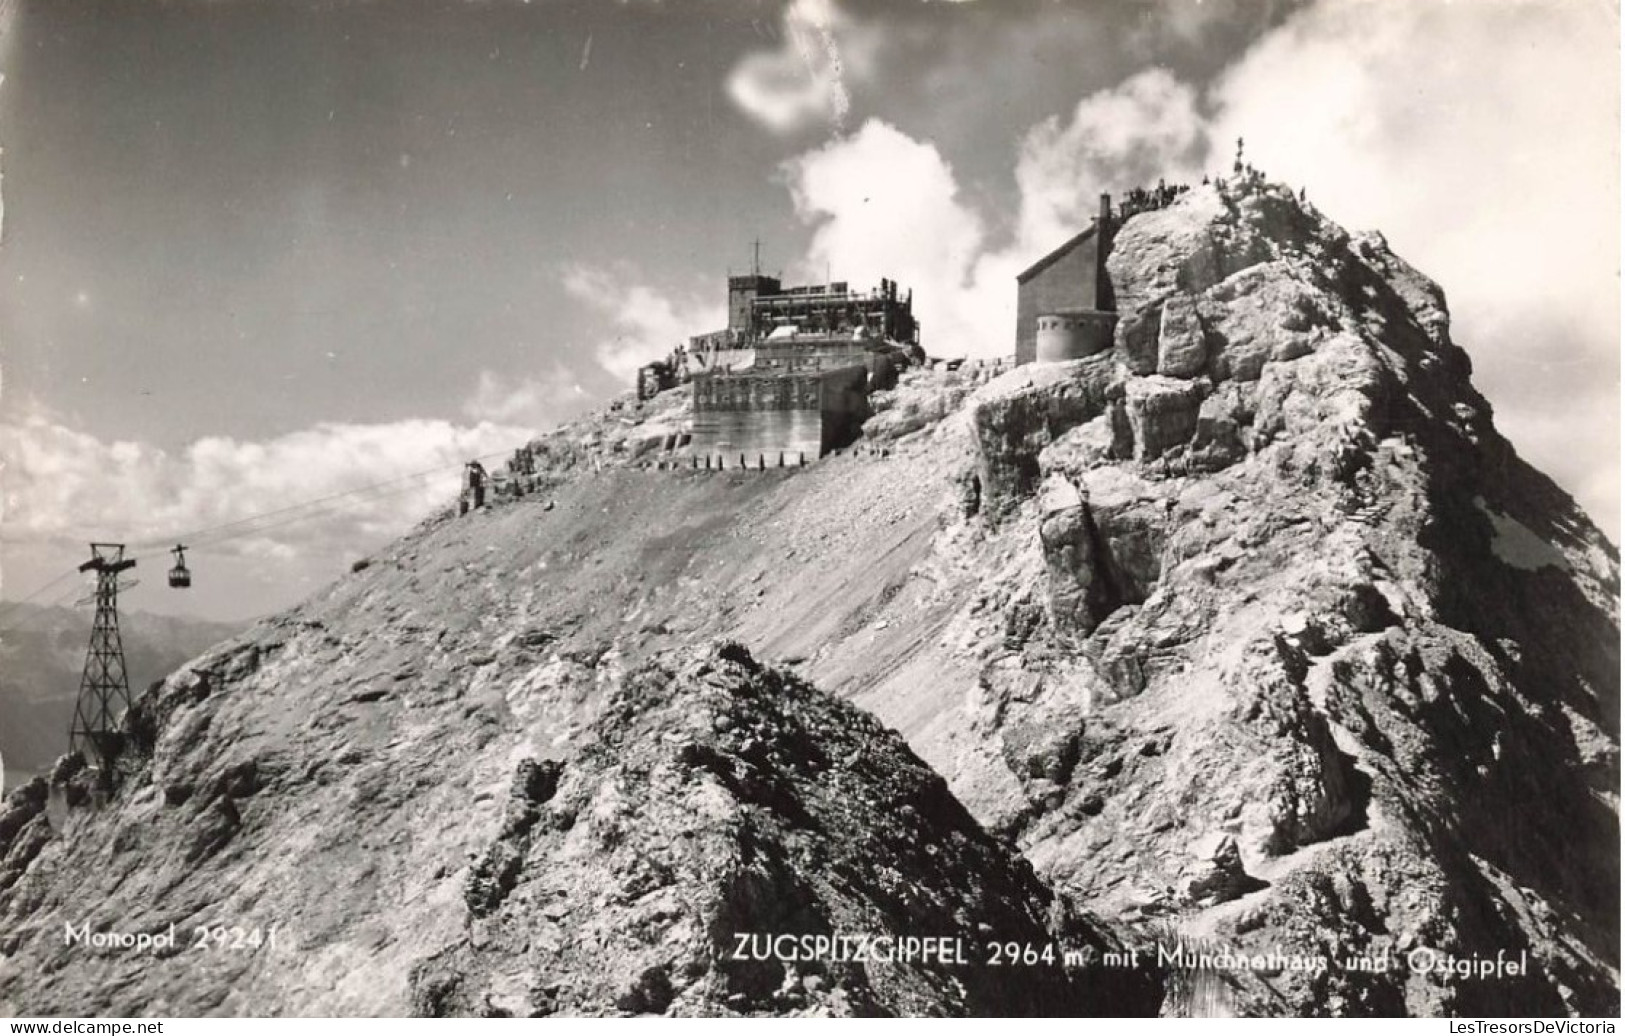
[{"left": 0, "top": 0, "right": 1616, "bottom": 624}]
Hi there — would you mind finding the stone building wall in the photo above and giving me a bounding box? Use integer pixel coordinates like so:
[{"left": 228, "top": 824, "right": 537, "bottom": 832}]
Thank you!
[
  {"left": 1015, "top": 194, "right": 1116, "bottom": 366},
  {"left": 691, "top": 365, "right": 869, "bottom": 459},
  {"left": 728, "top": 275, "right": 781, "bottom": 336},
  {"left": 1016, "top": 226, "right": 1105, "bottom": 365}
]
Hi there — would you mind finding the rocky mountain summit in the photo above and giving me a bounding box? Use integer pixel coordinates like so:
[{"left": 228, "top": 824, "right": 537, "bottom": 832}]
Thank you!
[
  {"left": 955, "top": 184, "right": 1618, "bottom": 1016},
  {"left": 0, "top": 179, "right": 1615, "bottom": 1017}
]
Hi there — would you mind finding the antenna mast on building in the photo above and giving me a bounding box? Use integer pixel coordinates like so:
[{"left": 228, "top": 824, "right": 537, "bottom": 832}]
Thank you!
[
  {"left": 752, "top": 238, "right": 761, "bottom": 277},
  {"left": 68, "top": 543, "right": 137, "bottom": 774}
]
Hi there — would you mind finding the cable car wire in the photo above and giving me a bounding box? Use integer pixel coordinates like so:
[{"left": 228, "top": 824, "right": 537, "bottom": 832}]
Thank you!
[
  {"left": 1, "top": 431, "right": 545, "bottom": 627},
  {"left": 126, "top": 442, "right": 522, "bottom": 552},
  {"left": 0, "top": 576, "right": 91, "bottom": 637},
  {"left": 157, "top": 470, "right": 464, "bottom": 556},
  {"left": 0, "top": 568, "right": 82, "bottom": 629}
]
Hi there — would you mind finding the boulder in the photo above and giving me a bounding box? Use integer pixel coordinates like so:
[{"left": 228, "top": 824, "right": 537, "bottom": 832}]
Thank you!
[
  {"left": 969, "top": 357, "right": 1119, "bottom": 521},
  {"left": 1156, "top": 295, "right": 1208, "bottom": 378},
  {"left": 1079, "top": 468, "right": 1166, "bottom": 602},
  {"left": 1178, "top": 832, "right": 1268, "bottom": 907},
  {"left": 1037, "top": 475, "right": 1116, "bottom": 636},
  {"left": 1122, "top": 377, "right": 1206, "bottom": 461},
  {"left": 1114, "top": 306, "right": 1161, "bottom": 375},
  {"left": 1187, "top": 384, "right": 1248, "bottom": 472}
]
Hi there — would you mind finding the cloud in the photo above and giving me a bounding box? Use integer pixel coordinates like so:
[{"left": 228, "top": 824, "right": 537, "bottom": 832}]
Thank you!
[
  {"left": 1141, "top": 0, "right": 1240, "bottom": 46},
  {"left": 462, "top": 367, "right": 587, "bottom": 428},
  {"left": 1126, "top": 0, "right": 1306, "bottom": 55},
  {"left": 778, "top": 76, "right": 1208, "bottom": 359},
  {"left": 0, "top": 405, "right": 528, "bottom": 564},
  {"left": 1012, "top": 69, "right": 1207, "bottom": 255},
  {"left": 561, "top": 264, "right": 724, "bottom": 381},
  {"left": 727, "top": 0, "right": 879, "bottom": 136},
  {"left": 783, "top": 120, "right": 999, "bottom": 353}
]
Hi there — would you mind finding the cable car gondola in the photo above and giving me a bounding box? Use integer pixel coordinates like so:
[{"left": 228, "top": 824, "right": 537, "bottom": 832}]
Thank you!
[{"left": 168, "top": 544, "right": 192, "bottom": 589}]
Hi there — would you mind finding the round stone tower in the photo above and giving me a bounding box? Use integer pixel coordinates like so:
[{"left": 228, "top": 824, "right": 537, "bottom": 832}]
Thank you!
[{"left": 1035, "top": 308, "right": 1117, "bottom": 363}]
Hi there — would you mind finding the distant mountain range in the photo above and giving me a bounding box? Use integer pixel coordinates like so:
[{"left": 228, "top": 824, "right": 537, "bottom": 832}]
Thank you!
[{"left": 0, "top": 603, "right": 240, "bottom": 779}]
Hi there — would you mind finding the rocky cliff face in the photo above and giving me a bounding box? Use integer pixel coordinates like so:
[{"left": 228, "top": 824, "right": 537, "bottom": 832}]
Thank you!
[
  {"left": 957, "top": 182, "right": 1618, "bottom": 1016},
  {"left": 0, "top": 179, "right": 1614, "bottom": 1017}
]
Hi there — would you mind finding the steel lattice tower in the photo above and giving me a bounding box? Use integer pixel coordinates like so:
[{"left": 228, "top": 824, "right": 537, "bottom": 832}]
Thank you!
[{"left": 68, "top": 543, "right": 137, "bottom": 768}]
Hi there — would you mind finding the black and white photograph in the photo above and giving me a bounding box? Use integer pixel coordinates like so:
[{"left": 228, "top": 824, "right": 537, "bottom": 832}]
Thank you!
[{"left": 0, "top": 0, "right": 1617, "bottom": 1020}]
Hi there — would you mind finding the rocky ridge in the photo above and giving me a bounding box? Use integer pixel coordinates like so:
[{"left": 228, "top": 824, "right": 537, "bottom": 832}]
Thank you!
[{"left": 411, "top": 642, "right": 1155, "bottom": 1016}]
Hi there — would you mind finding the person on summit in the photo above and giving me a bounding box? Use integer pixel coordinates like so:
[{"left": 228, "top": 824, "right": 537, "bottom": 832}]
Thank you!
[{"left": 465, "top": 460, "right": 488, "bottom": 511}]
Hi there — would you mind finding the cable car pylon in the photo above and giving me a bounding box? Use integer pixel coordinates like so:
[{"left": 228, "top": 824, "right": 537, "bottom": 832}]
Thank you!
[{"left": 68, "top": 544, "right": 136, "bottom": 780}]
